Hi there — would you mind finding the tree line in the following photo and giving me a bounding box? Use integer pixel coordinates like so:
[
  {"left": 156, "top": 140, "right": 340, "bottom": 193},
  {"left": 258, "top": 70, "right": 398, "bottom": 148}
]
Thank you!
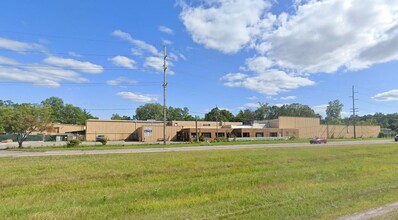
[
  {"left": 0, "top": 97, "right": 97, "bottom": 147},
  {"left": 1, "top": 97, "right": 398, "bottom": 147}
]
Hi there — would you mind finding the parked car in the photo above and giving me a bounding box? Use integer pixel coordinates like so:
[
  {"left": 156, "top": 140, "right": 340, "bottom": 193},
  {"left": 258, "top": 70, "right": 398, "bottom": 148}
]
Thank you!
[
  {"left": 95, "top": 135, "right": 106, "bottom": 142},
  {"left": 395, "top": 135, "right": 398, "bottom": 142},
  {"left": 310, "top": 137, "right": 327, "bottom": 144}
]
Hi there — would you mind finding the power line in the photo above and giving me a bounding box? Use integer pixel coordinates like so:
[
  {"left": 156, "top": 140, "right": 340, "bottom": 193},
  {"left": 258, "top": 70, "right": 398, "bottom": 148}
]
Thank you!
[
  {"left": 0, "top": 81, "right": 161, "bottom": 86},
  {"left": 0, "top": 29, "right": 122, "bottom": 43}
]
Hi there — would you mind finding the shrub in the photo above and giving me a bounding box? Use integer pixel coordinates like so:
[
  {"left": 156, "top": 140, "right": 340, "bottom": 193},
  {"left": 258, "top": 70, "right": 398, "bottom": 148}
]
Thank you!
[
  {"left": 98, "top": 138, "right": 107, "bottom": 146},
  {"left": 67, "top": 139, "right": 81, "bottom": 148}
]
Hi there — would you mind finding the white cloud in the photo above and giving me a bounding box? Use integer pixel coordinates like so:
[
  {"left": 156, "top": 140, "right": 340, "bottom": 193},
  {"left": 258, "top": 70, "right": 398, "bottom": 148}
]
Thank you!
[
  {"left": 107, "top": 77, "right": 138, "bottom": 86},
  {"left": 44, "top": 56, "right": 103, "bottom": 74},
  {"left": 280, "top": 96, "right": 297, "bottom": 100},
  {"left": 262, "top": 0, "right": 398, "bottom": 73},
  {"left": 112, "top": 30, "right": 160, "bottom": 56},
  {"left": 0, "top": 37, "right": 42, "bottom": 52},
  {"left": 144, "top": 56, "right": 174, "bottom": 75},
  {"left": 179, "top": 53, "right": 187, "bottom": 61},
  {"left": 244, "top": 102, "right": 261, "bottom": 108},
  {"left": 221, "top": 73, "right": 248, "bottom": 81},
  {"left": 131, "top": 48, "right": 143, "bottom": 57},
  {"left": 181, "top": 0, "right": 398, "bottom": 96},
  {"left": 245, "top": 56, "right": 273, "bottom": 73},
  {"left": 68, "top": 52, "right": 82, "bottom": 57},
  {"left": 159, "top": 26, "right": 174, "bottom": 35},
  {"left": 162, "top": 40, "right": 173, "bottom": 46},
  {"left": 0, "top": 63, "right": 88, "bottom": 88},
  {"left": 0, "top": 56, "right": 19, "bottom": 65},
  {"left": 144, "top": 56, "right": 163, "bottom": 72},
  {"left": 117, "top": 92, "right": 158, "bottom": 103},
  {"left": 248, "top": 96, "right": 258, "bottom": 100},
  {"left": 312, "top": 104, "right": 328, "bottom": 116},
  {"left": 109, "top": 56, "right": 136, "bottom": 69},
  {"left": 222, "top": 70, "right": 315, "bottom": 95},
  {"left": 372, "top": 89, "right": 398, "bottom": 101},
  {"left": 180, "top": 0, "right": 271, "bottom": 54}
]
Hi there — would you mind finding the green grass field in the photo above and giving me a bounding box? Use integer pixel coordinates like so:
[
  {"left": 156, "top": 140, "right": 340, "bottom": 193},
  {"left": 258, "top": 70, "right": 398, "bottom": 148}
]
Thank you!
[
  {"left": 8, "top": 137, "right": 386, "bottom": 152},
  {"left": 1, "top": 144, "right": 398, "bottom": 219}
]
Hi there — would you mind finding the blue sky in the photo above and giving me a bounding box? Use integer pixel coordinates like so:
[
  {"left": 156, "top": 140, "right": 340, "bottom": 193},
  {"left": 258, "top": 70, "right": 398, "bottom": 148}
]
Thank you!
[{"left": 0, "top": 0, "right": 398, "bottom": 119}]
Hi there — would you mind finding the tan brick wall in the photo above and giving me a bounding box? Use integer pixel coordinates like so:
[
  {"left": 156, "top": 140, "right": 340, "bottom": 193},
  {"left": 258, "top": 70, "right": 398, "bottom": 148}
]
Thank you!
[
  {"left": 138, "top": 125, "right": 183, "bottom": 142},
  {"left": 86, "top": 120, "right": 163, "bottom": 141},
  {"left": 277, "top": 116, "right": 380, "bottom": 138}
]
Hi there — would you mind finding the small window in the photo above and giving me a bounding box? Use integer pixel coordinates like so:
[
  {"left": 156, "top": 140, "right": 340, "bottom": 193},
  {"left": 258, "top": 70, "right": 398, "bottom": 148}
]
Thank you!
[
  {"left": 202, "top": 133, "right": 211, "bottom": 138},
  {"left": 203, "top": 124, "right": 211, "bottom": 126},
  {"left": 256, "top": 132, "right": 264, "bottom": 137},
  {"left": 270, "top": 132, "right": 278, "bottom": 137},
  {"left": 243, "top": 132, "right": 250, "bottom": 137},
  {"left": 217, "top": 133, "right": 225, "bottom": 138},
  {"left": 191, "top": 133, "right": 197, "bottom": 138}
]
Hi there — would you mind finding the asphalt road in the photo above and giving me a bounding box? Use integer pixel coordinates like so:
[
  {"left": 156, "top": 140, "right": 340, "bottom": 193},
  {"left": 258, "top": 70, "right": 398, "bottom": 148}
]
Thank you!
[{"left": 0, "top": 139, "right": 395, "bottom": 158}]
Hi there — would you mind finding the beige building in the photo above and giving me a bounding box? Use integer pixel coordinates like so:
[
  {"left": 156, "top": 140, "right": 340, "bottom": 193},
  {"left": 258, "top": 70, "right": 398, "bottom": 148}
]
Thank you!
[
  {"left": 46, "top": 124, "right": 86, "bottom": 135},
  {"left": 274, "top": 116, "right": 380, "bottom": 138},
  {"left": 85, "top": 117, "right": 380, "bottom": 142}
]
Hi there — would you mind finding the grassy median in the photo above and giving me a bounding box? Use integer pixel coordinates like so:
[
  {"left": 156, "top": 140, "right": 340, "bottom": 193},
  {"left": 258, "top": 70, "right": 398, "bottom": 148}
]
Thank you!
[
  {"left": 1, "top": 144, "right": 398, "bottom": 219},
  {"left": 7, "top": 137, "right": 385, "bottom": 152}
]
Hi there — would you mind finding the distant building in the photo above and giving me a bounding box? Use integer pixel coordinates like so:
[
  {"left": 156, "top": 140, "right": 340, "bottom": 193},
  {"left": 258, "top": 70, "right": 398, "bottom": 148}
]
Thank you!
[{"left": 85, "top": 117, "right": 380, "bottom": 142}]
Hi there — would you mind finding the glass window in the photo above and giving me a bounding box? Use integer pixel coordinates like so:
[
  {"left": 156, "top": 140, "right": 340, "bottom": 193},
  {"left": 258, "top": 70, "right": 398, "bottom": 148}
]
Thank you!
[
  {"left": 202, "top": 133, "right": 211, "bottom": 138},
  {"left": 256, "top": 132, "right": 264, "bottom": 137}
]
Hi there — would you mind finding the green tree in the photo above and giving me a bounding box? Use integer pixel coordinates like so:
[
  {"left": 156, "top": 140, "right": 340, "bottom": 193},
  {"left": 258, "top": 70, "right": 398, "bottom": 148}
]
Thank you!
[
  {"left": 134, "top": 103, "right": 163, "bottom": 121},
  {"left": 111, "top": 114, "right": 131, "bottom": 120},
  {"left": 278, "top": 103, "right": 317, "bottom": 117},
  {"left": 0, "top": 100, "right": 14, "bottom": 107},
  {"left": 267, "top": 105, "right": 281, "bottom": 119},
  {"left": 235, "top": 109, "right": 255, "bottom": 124},
  {"left": 41, "top": 97, "right": 96, "bottom": 125},
  {"left": 325, "top": 100, "right": 343, "bottom": 124},
  {"left": 0, "top": 99, "right": 14, "bottom": 131},
  {"left": 167, "top": 107, "right": 195, "bottom": 121},
  {"left": 1, "top": 104, "right": 53, "bottom": 148},
  {"left": 41, "top": 97, "right": 64, "bottom": 123},
  {"left": 254, "top": 103, "right": 269, "bottom": 120},
  {"left": 204, "top": 107, "right": 235, "bottom": 122}
]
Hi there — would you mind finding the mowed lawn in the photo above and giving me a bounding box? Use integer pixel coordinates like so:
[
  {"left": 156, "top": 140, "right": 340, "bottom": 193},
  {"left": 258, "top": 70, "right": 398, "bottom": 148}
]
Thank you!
[{"left": 1, "top": 144, "right": 398, "bottom": 219}]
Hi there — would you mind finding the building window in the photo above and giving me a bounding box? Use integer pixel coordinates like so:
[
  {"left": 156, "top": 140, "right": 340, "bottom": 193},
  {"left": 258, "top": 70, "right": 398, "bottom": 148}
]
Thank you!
[
  {"left": 270, "top": 132, "right": 278, "bottom": 137},
  {"left": 203, "top": 124, "right": 211, "bottom": 126},
  {"left": 243, "top": 132, "right": 250, "bottom": 137},
  {"left": 191, "top": 133, "right": 197, "bottom": 138},
  {"left": 256, "top": 132, "right": 264, "bottom": 137},
  {"left": 202, "top": 133, "right": 211, "bottom": 138},
  {"left": 216, "top": 132, "right": 225, "bottom": 138}
]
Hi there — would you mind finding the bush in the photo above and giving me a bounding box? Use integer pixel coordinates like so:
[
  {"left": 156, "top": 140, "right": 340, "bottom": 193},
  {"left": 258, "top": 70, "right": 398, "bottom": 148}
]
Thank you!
[
  {"left": 67, "top": 139, "right": 81, "bottom": 148},
  {"left": 98, "top": 138, "right": 107, "bottom": 146}
]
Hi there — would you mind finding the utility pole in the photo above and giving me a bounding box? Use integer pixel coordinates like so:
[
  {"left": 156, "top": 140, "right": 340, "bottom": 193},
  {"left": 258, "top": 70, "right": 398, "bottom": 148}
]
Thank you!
[
  {"left": 350, "top": 86, "right": 358, "bottom": 139},
  {"left": 163, "top": 45, "right": 167, "bottom": 145},
  {"left": 215, "top": 106, "right": 219, "bottom": 140},
  {"left": 195, "top": 116, "right": 199, "bottom": 142}
]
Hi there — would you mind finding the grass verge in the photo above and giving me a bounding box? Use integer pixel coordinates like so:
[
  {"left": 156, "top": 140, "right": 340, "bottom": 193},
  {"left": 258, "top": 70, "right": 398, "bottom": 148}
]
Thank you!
[
  {"left": 7, "top": 137, "right": 387, "bottom": 152},
  {"left": 1, "top": 144, "right": 398, "bottom": 219}
]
